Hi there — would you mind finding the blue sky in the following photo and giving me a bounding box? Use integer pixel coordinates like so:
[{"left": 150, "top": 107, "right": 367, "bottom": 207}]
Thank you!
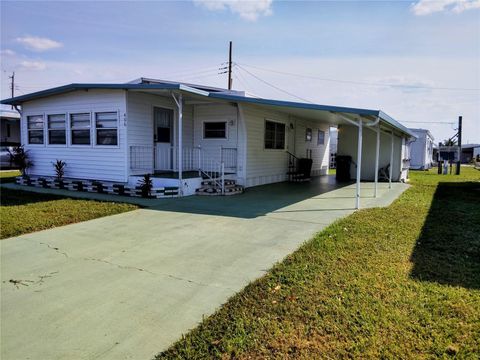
[{"left": 1, "top": 0, "right": 479, "bottom": 142}]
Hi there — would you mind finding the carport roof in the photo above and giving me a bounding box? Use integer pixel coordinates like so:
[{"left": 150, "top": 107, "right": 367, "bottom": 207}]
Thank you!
[{"left": 0, "top": 81, "right": 415, "bottom": 137}]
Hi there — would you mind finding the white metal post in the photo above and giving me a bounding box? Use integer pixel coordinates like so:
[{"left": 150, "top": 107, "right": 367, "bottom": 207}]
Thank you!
[
  {"left": 389, "top": 130, "right": 394, "bottom": 189},
  {"left": 172, "top": 92, "right": 183, "bottom": 195},
  {"left": 356, "top": 119, "right": 363, "bottom": 209},
  {"left": 197, "top": 145, "right": 201, "bottom": 177},
  {"left": 374, "top": 123, "right": 380, "bottom": 197},
  {"left": 221, "top": 162, "right": 225, "bottom": 195}
]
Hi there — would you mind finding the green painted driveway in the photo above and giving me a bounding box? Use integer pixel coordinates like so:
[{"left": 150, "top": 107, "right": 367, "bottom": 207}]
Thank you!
[{"left": 1, "top": 178, "right": 408, "bottom": 360}]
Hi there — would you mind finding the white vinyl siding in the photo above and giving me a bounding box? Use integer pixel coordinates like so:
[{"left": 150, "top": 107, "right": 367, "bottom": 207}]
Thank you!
[
  {"left": 21, "top": 89, "right": 127, "bottom": 182},
  {"left": 243, "top": 105, "right": 290, "bottom": 187},
  {"left": 243, "top": 104, "right": 330, "bottom": 187},
  {"left": 193, "top": 103, "right": 238, "bottom": 164},
  {"left": 126, "top": 92, "right": 194, "bottom": 175},
  {"left": 292, "top": 118, "right": 330, "bottom": 177}
]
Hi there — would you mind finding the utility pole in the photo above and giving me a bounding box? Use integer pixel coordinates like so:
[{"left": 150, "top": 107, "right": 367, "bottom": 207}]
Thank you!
[
  {"left": 455, "top": 115, "right": 462, "bottom": 175},
  {"left": 228, "top": 41, "right": 232, "bottom": 90},
  {"left": 8, "top": 71, "right": 15, "bottom": 109}
]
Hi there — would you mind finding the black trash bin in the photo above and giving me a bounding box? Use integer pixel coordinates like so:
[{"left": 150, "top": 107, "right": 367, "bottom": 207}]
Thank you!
[
  {"left": 297, "top": 158, "right": 313, "bottom": 180},
  {"left": 336, "top": 155, "right": 352, "bottom": 181}
]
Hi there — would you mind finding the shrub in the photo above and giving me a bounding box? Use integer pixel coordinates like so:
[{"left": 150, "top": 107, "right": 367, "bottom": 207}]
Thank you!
[
  {"left": 8, "top": 145, "right": 33, "bottom": 176},
  {"left": 138, "top": 174, "right": 153, "bottom": 198},
  {"left": 53, "top": 160, "right": 67, "bottom": 180}
]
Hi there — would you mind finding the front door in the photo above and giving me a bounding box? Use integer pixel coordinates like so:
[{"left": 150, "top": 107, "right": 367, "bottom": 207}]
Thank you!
[{"left": 154, "top": 107, "right": 174, "bottom": 170}]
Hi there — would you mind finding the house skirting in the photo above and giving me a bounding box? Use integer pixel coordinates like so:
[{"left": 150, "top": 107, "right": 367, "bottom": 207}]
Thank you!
[{"left": 15, "top": 176, "right": 179, "bottom": 198}]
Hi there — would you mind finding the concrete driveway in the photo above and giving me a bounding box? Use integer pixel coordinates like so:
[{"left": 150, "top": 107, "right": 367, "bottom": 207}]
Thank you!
[{"left": 1, "top": 178, "right": 408, "bottom": 360}]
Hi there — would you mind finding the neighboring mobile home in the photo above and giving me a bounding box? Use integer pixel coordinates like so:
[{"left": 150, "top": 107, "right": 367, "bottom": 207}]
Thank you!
[
  {"left": 1, "top": 78, "right": 415, "bottom": 207},
  {"left": 408, "top": 128, "right": 435, "bottom": 170},
  {"left": 0, "top": 109, "right": 21, "bottom": 145}
]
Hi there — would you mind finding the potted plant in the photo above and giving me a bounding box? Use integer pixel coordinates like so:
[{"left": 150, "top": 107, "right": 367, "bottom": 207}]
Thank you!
[
  {"left": 52, "top": 160, "right": 67, "bottom": 189},
  {"left": 138, "top": 174, "right": 153, "bottom": 198}
]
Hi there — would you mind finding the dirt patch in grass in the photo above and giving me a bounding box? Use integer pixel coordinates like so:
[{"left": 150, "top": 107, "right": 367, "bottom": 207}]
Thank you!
[
  {"left": 155, "top": 167, "right": 480, "bottom": 359},
  {"left": 1, "top": 188, "right": 138, "bottom": 239}
]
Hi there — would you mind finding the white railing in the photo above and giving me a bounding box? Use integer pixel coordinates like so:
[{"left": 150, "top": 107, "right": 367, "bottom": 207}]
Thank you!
[
  {"left": 130, "top": 145, "right": 155, "bottom": 171},
  {"left": 153, "top": 146, "right": 200, "bottom": 172},
  {"left": 130, "top": 145, "right": 236, "bottom": 194}
]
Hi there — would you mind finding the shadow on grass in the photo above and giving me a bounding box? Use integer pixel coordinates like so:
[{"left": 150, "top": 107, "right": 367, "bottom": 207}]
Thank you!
[
  {"left": 0, "top": 187, "right": 72, "bottom": 206},
  {"left": 410, "top": 181, "right": 480, "bottom": 289}
]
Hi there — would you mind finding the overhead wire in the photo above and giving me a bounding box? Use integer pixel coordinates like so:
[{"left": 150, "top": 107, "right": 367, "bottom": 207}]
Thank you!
[
  {"left": 235, "top": 64, "right": 314, "bottom": 103},
  {"left": 236, "top": 62, "right": 480, "bottom": 92}
]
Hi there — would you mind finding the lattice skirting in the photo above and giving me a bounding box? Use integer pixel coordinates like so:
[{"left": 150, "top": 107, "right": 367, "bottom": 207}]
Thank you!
[{"left": 14, "top": 176, "right": 179, "bottom": 198}]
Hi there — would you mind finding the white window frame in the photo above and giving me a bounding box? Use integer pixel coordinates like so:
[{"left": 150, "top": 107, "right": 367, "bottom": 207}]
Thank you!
[
  {"left": 94, "top": 111, "right": 120, "bottom": 148},
  {"left": 69, "top": 112, "right": 92, "bottom": 147},
  {"left": 26, "top": 114, "right": 45, "bottom": 146},
  {"left": 202, "top": 120, "right": 228, "bottom": 140},
  {"left": 47, "top": 113, "right": 67, "bottom": 147},
  {"left": 264, "top": 118, "right": 286, "bottom": 151},
  {"left": 317, "top": 129, "right": 325, "bottom": 146}
]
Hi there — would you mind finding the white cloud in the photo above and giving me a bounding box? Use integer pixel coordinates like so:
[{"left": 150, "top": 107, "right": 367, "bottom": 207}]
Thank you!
[
  {"left": 16, "top": 36, "right": 63, "bottom": 51},
  {"left": 20, "top": 61, "right": 47, "bottom": 71},
  {"left": 0, "top": 49, "right": 16, "bottom": 56},
  {"left": 371, "top": 75, "right": 436, "bottom": 93},
  {"left": 194, "top": 0, "right": 273, "bottom": 21},
  {"left": 411, "top": 0, "right": 480, "bottom": 16}
]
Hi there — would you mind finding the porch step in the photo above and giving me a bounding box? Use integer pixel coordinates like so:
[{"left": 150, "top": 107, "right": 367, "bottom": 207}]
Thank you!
[
  {"left": 201, "top": 179, "right": 236, "bottom": 187},
  {"left": 196, "top": 179, "right": 244, "bottom": 196}
]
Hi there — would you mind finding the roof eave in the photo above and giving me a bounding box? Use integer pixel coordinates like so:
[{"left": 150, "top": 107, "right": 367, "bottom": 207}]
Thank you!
[{"left": 0, "top": 83, "right": 209, "bottom": 106}]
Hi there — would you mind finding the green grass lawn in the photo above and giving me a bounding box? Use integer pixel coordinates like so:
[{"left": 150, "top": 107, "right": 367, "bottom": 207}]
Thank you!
[
  {"left": 0, "top": 187, "right": 138, "bottom": 239},
  {"left": 156, "top": 167, "right": 480, "bottom": 359}
]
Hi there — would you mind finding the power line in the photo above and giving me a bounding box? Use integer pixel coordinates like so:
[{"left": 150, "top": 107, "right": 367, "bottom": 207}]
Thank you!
[
  {"left": 237, "top": 62, "right": 480, "bottom": 92},
  {"left": 235, "top": 64, "right": 313, "bottom": 103},
  {"left": 401, "top": 120, "right": 455, "bottom": 124}
]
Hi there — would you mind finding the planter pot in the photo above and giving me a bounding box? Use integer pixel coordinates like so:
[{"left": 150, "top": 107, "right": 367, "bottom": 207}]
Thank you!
[
  {"left": 53, "top": 179, "right": 66, "bottom": 189},
  {"left": 72, "top": 181, "right": 84, "bottom": 192},
  {"left": 92, "top": 182, "right": 105, "bottom": 193}
]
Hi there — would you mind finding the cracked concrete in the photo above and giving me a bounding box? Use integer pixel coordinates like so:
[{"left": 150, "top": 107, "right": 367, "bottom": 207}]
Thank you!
[{"left": 1, "top": 179, "right": 408, "bottom": 360}]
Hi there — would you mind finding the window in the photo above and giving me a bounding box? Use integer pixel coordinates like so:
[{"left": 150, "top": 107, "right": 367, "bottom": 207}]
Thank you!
[
  {"left": 264, "top": 120, "right": 285, "bottom": 150},
  {"left": 317, "top": 130, "right": 325, "bottom": 145},
  {"left": 6, "top": 123, "right": 11, "bottom": 138},
  {"left": 70, "top": 113, "right": 91, "bottom": 145},
  {"left": 48, "top": 114, "right": 66, "bottom": 145},
  {"left": 95, "top": 112, "right": 118, "bottom": 145},
  {"left": 204, "top": 122, "right": 227, "bottom": 139},
  {"left": 305, "top": 128, "right": 312, "bottom": 142},
  {"left": 27, "top": 115, "right": 44, "bottom": 144},
  {"left": 154, "top": 107, "right": 173, "bottom": 143}
]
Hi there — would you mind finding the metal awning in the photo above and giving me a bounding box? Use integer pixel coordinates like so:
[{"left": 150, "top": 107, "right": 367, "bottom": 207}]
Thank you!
[{"left": 1, "top": 81, "right": 415, "bottom": 138}]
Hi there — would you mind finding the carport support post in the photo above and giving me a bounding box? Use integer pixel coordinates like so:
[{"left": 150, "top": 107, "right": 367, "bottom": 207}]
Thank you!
[
  {"left": 389, "top": 131, "right": 394, "bottom": 189},
  {"left": 356, "top": 119, "right": 363, "bottom": 209},
  {"left": 172, "top": 92, "right": 183, "bottom": 196},
  {"left": 374, "top": 123, "right": 380, "bottom": 198}
]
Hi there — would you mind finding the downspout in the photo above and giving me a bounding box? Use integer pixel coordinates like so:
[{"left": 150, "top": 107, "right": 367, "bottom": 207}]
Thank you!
[{"left": 13, "top": 105, "right": 22, "bottom": 116}]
